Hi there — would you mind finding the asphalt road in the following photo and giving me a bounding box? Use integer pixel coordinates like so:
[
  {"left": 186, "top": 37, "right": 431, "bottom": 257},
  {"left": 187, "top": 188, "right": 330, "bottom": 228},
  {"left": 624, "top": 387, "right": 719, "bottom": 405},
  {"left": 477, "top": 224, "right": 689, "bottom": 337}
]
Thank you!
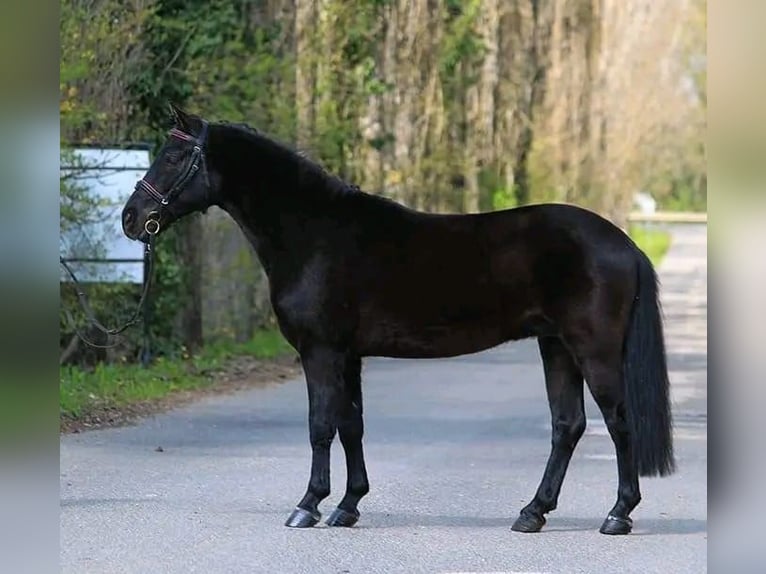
[{"left": 60, "top": 224, "right": 707, "bottom": 574}]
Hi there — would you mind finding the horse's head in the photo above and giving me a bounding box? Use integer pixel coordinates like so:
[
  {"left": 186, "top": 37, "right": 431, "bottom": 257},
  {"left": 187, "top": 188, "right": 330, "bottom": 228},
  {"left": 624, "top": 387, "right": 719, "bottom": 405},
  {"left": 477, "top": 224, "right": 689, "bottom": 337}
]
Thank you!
[{"left": 122, "top": 103, "right": 215, "bottom": 243}]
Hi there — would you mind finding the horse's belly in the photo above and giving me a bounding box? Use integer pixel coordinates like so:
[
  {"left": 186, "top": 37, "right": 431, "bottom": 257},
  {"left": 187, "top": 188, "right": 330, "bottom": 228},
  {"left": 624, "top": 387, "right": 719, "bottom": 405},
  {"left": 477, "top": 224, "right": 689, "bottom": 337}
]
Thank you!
[{"left": 356, "top": 316, "right": 522, "bottom": 359}]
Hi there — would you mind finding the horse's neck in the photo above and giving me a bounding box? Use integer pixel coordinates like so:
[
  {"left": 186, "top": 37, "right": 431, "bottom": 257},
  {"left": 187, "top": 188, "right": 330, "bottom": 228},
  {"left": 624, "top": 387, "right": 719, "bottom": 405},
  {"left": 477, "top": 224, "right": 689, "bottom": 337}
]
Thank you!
[
  {"left": 219, "top": 200, "right": 275, "bottom": 274},
  {"left": 210, "top": 127, "right": 331, "bottom": 275}
]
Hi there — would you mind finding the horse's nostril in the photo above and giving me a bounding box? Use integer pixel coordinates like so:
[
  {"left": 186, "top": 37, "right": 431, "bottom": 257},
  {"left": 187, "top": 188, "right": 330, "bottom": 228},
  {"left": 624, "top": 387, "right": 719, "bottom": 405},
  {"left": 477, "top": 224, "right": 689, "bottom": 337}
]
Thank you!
[{"left": 122, "top": 209, "right": 140, "bottom": 238}]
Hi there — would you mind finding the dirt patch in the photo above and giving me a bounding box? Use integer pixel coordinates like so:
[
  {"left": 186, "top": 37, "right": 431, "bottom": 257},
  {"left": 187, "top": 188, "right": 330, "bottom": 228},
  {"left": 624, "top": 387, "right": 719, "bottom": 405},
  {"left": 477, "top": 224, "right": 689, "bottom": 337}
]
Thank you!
[{"left": 60, "top": 354, "right": 302, "bottom": 435}]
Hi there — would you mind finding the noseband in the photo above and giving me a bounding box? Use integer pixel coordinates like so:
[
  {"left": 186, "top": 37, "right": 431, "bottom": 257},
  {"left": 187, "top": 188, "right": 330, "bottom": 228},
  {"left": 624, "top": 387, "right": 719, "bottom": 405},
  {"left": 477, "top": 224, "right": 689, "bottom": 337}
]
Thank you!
[{"left": 134, "top": 120, "right": 209, "bottom": 234}]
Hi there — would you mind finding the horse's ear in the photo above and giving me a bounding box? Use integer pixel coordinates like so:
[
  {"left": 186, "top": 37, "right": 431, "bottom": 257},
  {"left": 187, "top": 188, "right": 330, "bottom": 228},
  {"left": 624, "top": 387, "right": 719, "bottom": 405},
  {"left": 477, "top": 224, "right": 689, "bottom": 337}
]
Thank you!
[{"left": 168, "top": 101, "right": 193, "bottom": 132}]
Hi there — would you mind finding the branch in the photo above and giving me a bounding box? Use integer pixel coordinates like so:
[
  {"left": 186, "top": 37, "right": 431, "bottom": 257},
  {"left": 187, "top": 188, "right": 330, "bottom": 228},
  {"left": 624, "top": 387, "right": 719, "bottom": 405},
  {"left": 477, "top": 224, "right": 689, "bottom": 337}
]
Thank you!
[{"left": 158, "top": 28, "right": 196, "bottom": 82}]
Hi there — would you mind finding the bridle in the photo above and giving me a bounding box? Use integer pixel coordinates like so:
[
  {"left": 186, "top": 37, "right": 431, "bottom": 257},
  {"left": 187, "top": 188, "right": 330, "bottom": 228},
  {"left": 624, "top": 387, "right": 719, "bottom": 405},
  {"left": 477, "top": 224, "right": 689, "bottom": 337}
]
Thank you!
[
  {"left": 134, "top": 120, "right": 210, "bottom": 236},
  {"left": 60, "top": 121, "right": 210, "bottom": 350}
]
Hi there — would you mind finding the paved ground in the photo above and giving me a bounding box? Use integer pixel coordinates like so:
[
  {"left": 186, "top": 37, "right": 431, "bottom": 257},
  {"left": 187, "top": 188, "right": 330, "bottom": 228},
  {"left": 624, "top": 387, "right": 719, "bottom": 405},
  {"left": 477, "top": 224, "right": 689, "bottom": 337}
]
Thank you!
[{"left": 60, "top": 224, "right": 707, "bottom": 574}]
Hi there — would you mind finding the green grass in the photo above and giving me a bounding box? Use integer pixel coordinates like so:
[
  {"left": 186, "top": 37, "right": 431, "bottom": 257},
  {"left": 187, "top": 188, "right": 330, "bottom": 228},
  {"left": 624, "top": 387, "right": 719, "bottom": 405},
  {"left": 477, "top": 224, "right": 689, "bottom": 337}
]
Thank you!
[
  {"left": 60, "top": 329, "right": 294, "bottom": 421},
  {"left": 628, "top": 225, "right": 672, "bottom": 267},
  {"left": 201, "top": 329, "right": 293, "bottom": 362}
]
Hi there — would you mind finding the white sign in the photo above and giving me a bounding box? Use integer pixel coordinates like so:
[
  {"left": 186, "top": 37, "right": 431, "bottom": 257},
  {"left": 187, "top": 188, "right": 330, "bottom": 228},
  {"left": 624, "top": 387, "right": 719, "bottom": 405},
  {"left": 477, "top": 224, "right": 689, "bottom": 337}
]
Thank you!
[{"left": 60, "top": 148, "right": 151, "bottom": 284}]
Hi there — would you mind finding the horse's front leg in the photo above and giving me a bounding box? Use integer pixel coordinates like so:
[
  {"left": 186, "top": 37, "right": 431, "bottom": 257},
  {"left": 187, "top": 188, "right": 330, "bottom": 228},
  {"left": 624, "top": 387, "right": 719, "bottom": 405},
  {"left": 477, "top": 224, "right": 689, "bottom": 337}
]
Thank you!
[
  {"left": 325, "top": 355, "right": 369, "bottom": 527},
  {"left": 285, "top": 346, "right": 345, "bottom": 528}
]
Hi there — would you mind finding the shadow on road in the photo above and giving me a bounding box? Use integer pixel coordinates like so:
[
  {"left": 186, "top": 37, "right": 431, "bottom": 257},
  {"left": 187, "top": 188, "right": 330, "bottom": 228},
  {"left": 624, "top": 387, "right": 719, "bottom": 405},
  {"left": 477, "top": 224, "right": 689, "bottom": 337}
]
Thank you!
[{"left": 347, "top": 512, "right": 706, "bottom": 536}]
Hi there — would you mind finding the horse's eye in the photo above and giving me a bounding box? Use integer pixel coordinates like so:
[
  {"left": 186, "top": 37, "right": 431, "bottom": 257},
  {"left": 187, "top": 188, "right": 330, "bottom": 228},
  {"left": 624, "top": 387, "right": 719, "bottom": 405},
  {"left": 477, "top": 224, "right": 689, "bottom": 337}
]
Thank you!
[{"left": 166, "top": 152, "right": 181, "bottom": 165}]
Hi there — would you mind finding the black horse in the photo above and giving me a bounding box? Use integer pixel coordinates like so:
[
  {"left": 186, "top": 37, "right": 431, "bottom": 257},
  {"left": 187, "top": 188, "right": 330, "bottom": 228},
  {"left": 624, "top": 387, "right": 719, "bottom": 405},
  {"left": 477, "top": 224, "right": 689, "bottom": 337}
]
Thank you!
[{"left": 121, "top": 104, "right": 675, "bottom": 535}]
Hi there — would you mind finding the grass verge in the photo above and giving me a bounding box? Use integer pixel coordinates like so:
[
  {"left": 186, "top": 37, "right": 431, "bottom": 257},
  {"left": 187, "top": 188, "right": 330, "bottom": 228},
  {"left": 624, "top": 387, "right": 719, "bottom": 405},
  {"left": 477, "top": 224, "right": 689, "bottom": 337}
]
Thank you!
[
  {"left": 628, "top": 224, "right": 672, "bottom": 267},
  {"left": 60, "top": 329, "right": 297, "bottom": 432}
]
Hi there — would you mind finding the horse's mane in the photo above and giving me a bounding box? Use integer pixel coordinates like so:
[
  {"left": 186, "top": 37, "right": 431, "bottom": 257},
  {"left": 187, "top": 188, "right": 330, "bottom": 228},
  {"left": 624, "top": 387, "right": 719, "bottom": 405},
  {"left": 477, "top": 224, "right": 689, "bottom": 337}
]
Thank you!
[{"left": 216, "top": 120, "right": 360, "bottom": 196}]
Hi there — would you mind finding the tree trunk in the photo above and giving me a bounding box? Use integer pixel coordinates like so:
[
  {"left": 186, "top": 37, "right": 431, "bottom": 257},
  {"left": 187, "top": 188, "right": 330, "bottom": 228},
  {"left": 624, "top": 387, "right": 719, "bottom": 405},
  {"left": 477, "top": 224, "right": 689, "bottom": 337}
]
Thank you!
[
  {"left": 514, "top": 0, "right": 551, "bottom": 204},
  {"left": 295, "top": 0, "right": 317, "bottom": 149},
  {"left": 469, "top": 0, "right": 500, "bottom": 212},
  {"left": 178, "top": 217, "right": 204, "bottom": 352}
]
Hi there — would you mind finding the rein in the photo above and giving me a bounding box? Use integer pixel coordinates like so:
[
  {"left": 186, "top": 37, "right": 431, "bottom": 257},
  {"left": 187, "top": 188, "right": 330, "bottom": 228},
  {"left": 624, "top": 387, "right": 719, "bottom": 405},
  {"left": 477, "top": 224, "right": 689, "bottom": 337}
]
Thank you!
[
  {"left": 59, "top": 235, "right": 156, "bottom": 349},
  {"left": 60, "top": 121, "right": 209, "bottom": 349}
]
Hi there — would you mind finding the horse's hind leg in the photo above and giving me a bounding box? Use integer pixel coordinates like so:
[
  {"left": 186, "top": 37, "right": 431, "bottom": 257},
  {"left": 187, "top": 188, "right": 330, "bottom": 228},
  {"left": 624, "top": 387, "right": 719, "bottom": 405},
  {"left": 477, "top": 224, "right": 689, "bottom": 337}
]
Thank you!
[
  {"left": 578, "top": 349, "right": 641, "bottom": 535},
  {"left": 325, "top": 355, "right": 370, "bottom": 527},
  {"left": 512, "top": 336, "right": 585, "bottom": 533}
]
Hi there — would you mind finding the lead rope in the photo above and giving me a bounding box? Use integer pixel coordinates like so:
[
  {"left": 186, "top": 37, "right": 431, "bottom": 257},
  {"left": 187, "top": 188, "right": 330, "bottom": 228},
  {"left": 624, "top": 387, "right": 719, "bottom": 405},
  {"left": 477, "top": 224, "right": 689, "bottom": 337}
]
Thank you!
[{"left": 60, "top": 228, "right": 157, "bottom": 349}]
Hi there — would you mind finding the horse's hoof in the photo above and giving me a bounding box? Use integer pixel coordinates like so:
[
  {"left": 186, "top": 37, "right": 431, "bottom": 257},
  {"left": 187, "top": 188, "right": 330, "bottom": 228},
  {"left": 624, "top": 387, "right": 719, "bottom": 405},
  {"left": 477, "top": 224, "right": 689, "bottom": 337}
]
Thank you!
[
  {"left": 511, "top": 512, "right": 546, "bottom": 533},
  {"left": 325, "top": 507, "right": 360, "bottom": 527},
  {"left": 599, "top": 514, "right": 633, "bottom": 535},
  {"left": 285, "top": 507, "right": 320, "bottom": 528}
]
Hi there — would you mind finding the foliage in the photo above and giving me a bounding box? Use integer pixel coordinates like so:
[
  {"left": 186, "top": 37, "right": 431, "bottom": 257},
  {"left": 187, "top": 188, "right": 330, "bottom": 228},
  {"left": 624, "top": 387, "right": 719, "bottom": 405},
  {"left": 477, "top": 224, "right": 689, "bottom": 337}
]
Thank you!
[
  {"left": 491, "top": 185, "right": 520, "bottom": 211},
  {"left": 60, "top": 0, "right": 154, "bottom": 142},
  {"left": 439, "top": 0, "right": 485, "bottom": 80},
  {"left": 310, "top": 0, "right": 388, "bottom": 178}
]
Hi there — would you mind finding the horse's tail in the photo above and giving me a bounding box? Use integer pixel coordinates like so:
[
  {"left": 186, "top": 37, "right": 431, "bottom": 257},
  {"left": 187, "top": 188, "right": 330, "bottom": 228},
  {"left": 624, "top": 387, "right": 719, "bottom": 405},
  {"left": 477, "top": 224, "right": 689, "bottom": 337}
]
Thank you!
[{"left": 623, "top": 249, "right": 676, "bottom": 477}]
